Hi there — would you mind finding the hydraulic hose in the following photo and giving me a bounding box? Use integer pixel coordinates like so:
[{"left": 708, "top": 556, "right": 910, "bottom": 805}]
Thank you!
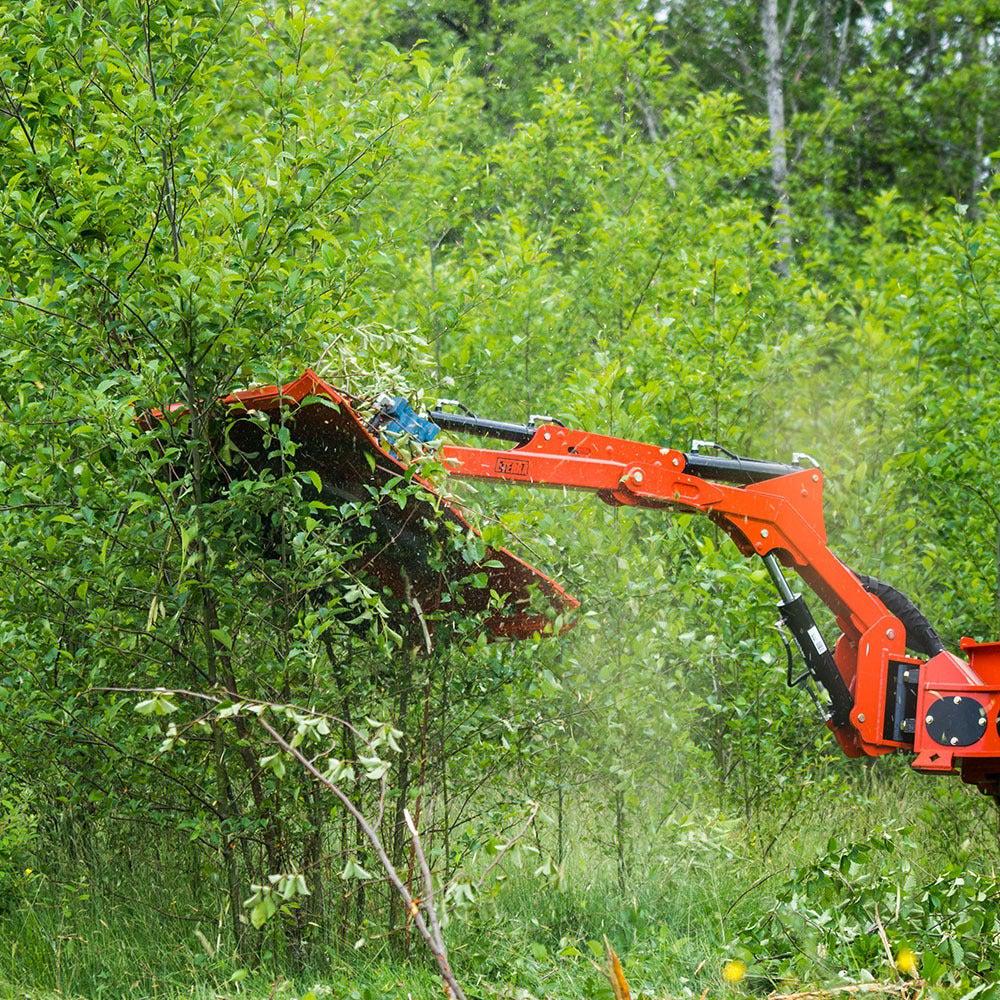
[{"left": 853, "top": 572, "right": 946, "bottom": 657}]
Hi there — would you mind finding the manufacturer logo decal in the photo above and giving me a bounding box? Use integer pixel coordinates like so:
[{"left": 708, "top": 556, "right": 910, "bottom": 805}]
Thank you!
[{"left": 495, "top": 457, "right": 530, "bottom": 478}]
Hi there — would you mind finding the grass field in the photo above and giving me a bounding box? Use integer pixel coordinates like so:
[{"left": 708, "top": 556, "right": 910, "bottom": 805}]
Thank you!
[{"left": 3, "top": 782, "right": 996, "bottom": 999}]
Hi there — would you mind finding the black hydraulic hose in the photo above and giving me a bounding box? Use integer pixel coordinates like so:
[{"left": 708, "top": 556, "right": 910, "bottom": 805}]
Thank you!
[
  {"left": 426, "top": 410, "right": 535, "bottom": 444},
  {"left": 682, "top": 452, "right": 801, "bottom": 485},
  {"left": 852, "top": 571, "right": 946, "bottom": 657}
]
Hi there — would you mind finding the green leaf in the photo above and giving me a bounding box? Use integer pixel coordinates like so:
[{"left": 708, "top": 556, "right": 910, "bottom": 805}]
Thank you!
[
  {"left": 250, "top": 895, "right": 277, "bottom": 928},
  {"left": 359, "top": 755, "right": 390, "bottom": 781},
  {"left": 259, "top": 752, "right": 286, "bottom": 779},
  {"left": 414, "top": 57, "right": 432, "bottom": 88},
  {"left": 135, "top": 695, "right": 178, "bottom": 716},
  {"left": 210, "top": 628, "right": 233, "bottom": 651},
  {"left": 341, "top": 858, "right": 372, "bottom": 881}
]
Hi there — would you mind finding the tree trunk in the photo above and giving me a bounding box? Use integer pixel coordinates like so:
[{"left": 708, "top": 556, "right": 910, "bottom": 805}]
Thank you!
[
  {"left": 388, "top": 655, "right": 414, "bottom": 946},
  {"left": 760, "top": 0, "right": 792, "bottom": 274},
  {"left": 614, "top": 788, "right": 627, "bottom": 894},
  {"left": 970, "top": 30, "right": 985, "bottom": 217},
  {"left": 820, "top": 0, "right": 834, "bottom": 227},
  {"left": 404, "top": 672, "right": 434, "bottom": 957},
  {"left": 185, "top": 367, "right": 248, "bottom": 959}
]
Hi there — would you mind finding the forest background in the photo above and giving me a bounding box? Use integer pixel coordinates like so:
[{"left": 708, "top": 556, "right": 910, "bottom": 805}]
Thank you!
[{"left": 1, "top": 0, "right": 1000, "bottom": 997}]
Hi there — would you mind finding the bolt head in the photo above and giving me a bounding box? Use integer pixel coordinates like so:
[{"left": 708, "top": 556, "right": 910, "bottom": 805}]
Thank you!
[
  {"left": 632, "top": 469, "right": 644, "bottom": 483},
  {"left": 857, "top": 713, "right": 866, "bottom": 723},
  {"left": 951, "top": 737, "right": 959, "bottom": 745},
  {"left": 886, "top": 628, "right": 896, "bottom": 640},
  {"left": 926, "top": 715, "right": 934, "bottom": 724},
  {"left": 812, "top": 473, "right": 820, "bottom": 482},
  {"left": 760, "top": 528, "right": 769, "bottom": 538},
  {"left": 544, "top": 431, "right": 551, "bottom": 440},
  {"left": 672, "top": 457, "right": 680, "bottom": 466},
  {"left": 954, "top": 696, "right": 962, "bottom": 704},
  {"left": 902, "top": 670, "right": 910, "bottom": 681}
]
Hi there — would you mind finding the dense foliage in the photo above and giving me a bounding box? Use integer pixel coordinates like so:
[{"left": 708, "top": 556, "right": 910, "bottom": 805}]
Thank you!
[{"left": 1, "top": 1, "right": 998, "bottom": 998}]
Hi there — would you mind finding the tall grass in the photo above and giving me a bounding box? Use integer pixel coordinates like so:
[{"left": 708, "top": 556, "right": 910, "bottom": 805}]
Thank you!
[{"left": 1, "top": 778, "right": 995, "bottom": 999}]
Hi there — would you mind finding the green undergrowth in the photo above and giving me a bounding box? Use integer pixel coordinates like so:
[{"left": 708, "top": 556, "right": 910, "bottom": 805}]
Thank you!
[{"left": 2, "top": 783, "right": 998, "bottom": 1000}]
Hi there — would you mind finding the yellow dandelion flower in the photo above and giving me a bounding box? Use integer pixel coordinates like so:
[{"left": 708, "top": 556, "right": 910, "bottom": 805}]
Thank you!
[
  {"left": 896, "top": 948, "right": 918, "bottom": 977},
  {"left": 722, "top": 959, "right": 747, "bottom": 984}
]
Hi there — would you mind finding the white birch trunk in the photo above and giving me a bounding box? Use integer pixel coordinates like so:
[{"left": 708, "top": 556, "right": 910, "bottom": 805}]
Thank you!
[{"left": 760, "top": 0, "right": 792, "bottom": 274}]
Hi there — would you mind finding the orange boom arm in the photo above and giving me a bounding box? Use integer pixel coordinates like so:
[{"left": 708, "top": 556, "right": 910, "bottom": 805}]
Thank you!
[{"left": 421, "top": 409, "right": 1000, "bottom": 799}]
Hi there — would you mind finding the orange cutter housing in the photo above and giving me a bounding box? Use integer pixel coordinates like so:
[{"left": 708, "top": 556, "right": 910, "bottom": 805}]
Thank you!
[{"left": 142, "top": 370, "right": 578, "bottom": 641}]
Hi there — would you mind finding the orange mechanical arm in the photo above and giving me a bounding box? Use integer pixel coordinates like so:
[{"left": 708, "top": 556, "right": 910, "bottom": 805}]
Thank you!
[{"left": 422, "top": 411, "right": 1000, "bottom": 798}]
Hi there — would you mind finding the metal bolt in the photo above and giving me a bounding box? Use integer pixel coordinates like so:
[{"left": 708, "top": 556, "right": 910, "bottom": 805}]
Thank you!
[
  {"left": 886, "top": 628, "right": 896, "bottom": 640},
  {"left": 801, "top": 489, "right": 808, "bottom": 497},
  {"left": 980, "top": 717, "right": 987, "bottom": 726},
  {"left": 760, "top": 528, "right": 769, "bottom": 538},
  {"left": 812, "top": 474, "right": 820, "bottom": 482},
  {"left": 953, "top": 696, "right": 962, "bottom": 704},
  {"left": 672, "top": 458, "right": 680, "bottom": 467},
  {"left": 544, "top": 432, "right": 551, "bottom": 441},
  {"left": 857, "top": 713, "right": 866, "bottom": 723},
  {"left": 926, "top": 715, "right": 934, "bottom": 724},
  {"left": 632, "top": 469, "right": 644, "bottom": 484},
  {"left": 951, "top": 737, "right": 959, "bottom": 745},
  {"left": 902, "top": 670, "right": 910, "bottom": 681},
  {"left": 659, "top": 448, "right": 670, "bottom": 455}
]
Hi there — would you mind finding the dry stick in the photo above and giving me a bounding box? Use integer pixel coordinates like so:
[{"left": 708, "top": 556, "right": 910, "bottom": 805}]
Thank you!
[
  {"left": 872, "top": 903, "right": 898, "bottom": 978},
  {"left": 404, "top": 809, "right": 446, "bottom": 956},
  {"left": 255, "top": 716, "right": 467, "bottom": 1000},
  {"left": 403, "top": 573, "right": 432, "bottom": 657},
  {"left": 472, "top": 802, "right": 540, "bottom": 889}
]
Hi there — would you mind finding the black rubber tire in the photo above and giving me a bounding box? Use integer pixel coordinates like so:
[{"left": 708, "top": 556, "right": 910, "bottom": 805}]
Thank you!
[{"left": 852, "top": 571, "right": 945, "bottom": 657}]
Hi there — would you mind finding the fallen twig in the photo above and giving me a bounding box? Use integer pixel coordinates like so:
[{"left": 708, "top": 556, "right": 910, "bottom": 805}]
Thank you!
[{"left": 872, "top": 904, "right": 898, "bottom": 978}]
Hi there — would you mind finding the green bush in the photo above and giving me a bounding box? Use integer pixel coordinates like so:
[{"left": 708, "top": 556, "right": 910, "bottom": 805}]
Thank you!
[
  {"left": 742, "top": 830, "right": 1000, "bottom": 991},
  {"left": 0, "top": 787, "right": 37, "bottom": 912}
]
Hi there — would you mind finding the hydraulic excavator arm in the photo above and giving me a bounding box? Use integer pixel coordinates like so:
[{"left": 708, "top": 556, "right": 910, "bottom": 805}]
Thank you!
[{"left": 377, "top": 400, "right": 1000, "bottom": 799}]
